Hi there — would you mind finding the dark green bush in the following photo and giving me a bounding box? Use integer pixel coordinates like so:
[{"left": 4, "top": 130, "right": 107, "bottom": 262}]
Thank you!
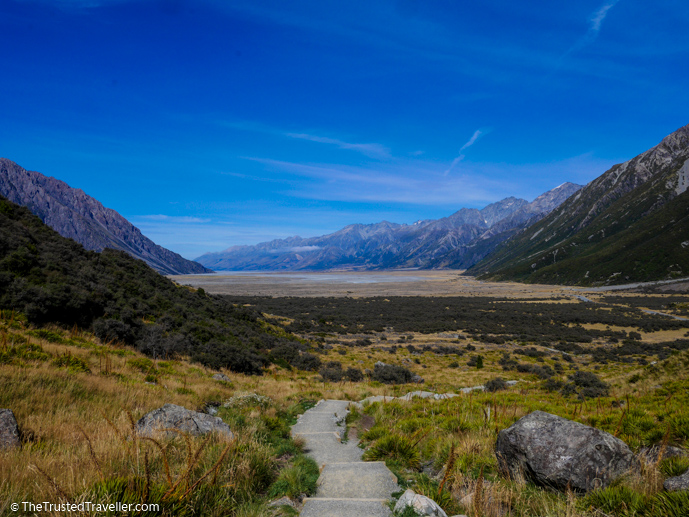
[
  {"left": 371, "top": 363, "right": 414, "bottom": 384},
  {"left": 484, "top": 377, "right": 507, "bottom": 392}
]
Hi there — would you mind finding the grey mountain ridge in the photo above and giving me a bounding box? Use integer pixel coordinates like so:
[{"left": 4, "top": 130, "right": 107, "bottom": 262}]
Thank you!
[
  {"left": 196, "top": 184, "right": 582, "bottom": 271},
  {"left": 0, "top": 158, "right": 212, "bottom": 275}
]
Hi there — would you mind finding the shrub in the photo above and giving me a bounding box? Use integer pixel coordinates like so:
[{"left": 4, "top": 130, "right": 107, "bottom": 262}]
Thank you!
[
  {"left": 291, "top": 352, "right": 322, "bottom": 372},
  {"left": 362, "top": 434, "right": 420, "bottom": 469},
  {"left": 224, "top": 392, "right": 272, "bottom": 409},
  {"left": 319, "top": 364, "right": 344, "bottom": 382},
  {"left": 344, "top": 367, "right": 364, "bottom": 382},
  {"left": 484, "top": 377, "right": 507, "bottom": 392},
  {"left": 659, "top": 456, "right": 689, "bottom": 477},
  {"left": 570, "top": 370, "right": 609, "bottom": 399},
  {"left": 52, "top": 352, "right": 90, "bottom": 372},
  {"left": 93, "top": 318, "right": 136, "bottom": 345},
  {"left": 372, "top": 363, "right": 414, "bottom": 384},
  {"left": 0, "top": 341, "right": 49, "bottom": 364},
  {"left": 585, "top": 485, "right": 647, "bottom": 516},
  {"left": 268, "top": 456, "right": 319, "bottom": 499}
]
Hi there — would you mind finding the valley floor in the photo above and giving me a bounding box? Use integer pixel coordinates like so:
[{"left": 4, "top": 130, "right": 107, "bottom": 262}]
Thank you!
[{"left": 172, "top": 270, "right": 689, "bottom": 298}]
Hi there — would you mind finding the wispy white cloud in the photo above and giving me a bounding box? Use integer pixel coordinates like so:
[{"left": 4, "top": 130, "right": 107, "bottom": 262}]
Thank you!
[
  {"left": 459, "top": 130, "right": 483, "bottom": 152},
  {"left": 243, "top": 150, "right": 618, "bottom": 207},
  {"left": 589, "top": 1, "right": 619, "bottom": 33},
  {"left": 218, "top": 119, "right": 391, "bottom": 159},
  {"left": 444, "top": 129, "right": 484, "bottom": 176},
  {"left": 285, "top": 132, "right": 391, "bottom": 159},
  {"left": 245, "top": 156, "right": 505, "bottom": 205},
  {"left": 563, "top": 0, "right": 621, "bottom": 57}
]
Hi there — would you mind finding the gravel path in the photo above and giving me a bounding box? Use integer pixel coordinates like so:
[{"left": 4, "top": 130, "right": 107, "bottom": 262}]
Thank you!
[{"left": 292, "top": 399, "right": 399, "bottom": 517}]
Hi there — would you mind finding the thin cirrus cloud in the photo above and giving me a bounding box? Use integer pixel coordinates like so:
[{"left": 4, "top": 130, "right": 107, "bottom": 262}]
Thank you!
[
  {"left": 443, "top": 129, "right": 484, "bottom": 176},
  {"left": 245, "top": 156, "right": 505, "bottom": 205},
  {"left": 219, "top": 119, "right": 391, "bottom": 159},
  {"left": 245, "top": 150, "right": 617, "bottom": 207},
  {"left": 563, "top": 0, "right": 621, "bottom": 57},
  {"left": 285, "top": 132, "right": 391, "bottom": 159}
]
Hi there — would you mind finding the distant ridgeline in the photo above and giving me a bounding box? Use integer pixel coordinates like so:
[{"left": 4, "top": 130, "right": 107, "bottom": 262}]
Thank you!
[
  {"left": 469, "top": 123, "right": 689, "bottom": 286},
  {"left": 0, "top": 196, "right": 315, "bottom": 374}
]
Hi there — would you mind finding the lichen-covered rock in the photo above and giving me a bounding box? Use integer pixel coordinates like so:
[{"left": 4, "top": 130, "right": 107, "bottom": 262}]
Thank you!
[
  {"left": 394, "top": 489, "right": 448, "bottom": 517},
  {"left": 637, "top": 445, "right": 687, "bottom": 464},
  {"left": 0, "top": 409, "right": 21, "bottom": 449},
  {"left": 664, "top": 468, "right": 689, "bottom": 492},
  {"left": 495, "top": 410, "right": 637, "bottom": 493},
  {"left": 136, "top": 404, "right": 233, "bottom": 439},
  {"left": 212, "top": 373, "right": 231, "bottom": 382}
]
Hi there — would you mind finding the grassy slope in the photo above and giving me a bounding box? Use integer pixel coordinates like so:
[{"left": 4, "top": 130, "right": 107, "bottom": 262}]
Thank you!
[{"left": 3, "top": 296, "right": 689, "bottom": 516}]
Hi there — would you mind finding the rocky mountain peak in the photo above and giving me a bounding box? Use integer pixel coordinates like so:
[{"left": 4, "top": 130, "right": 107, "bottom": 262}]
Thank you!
[{"left": 0, "top": 158, "right": 212, "bottom": 275}]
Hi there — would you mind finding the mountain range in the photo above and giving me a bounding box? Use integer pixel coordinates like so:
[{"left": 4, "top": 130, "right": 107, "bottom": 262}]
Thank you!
[
  {"left": 469, "top": 123, "right": 689, "bottom": 285},
  {"left": 195, "top": 183, "right": 582, "bottom": 271},
  {"left": 4, "top": 123, "right": 687, "bottom": 285},
  {"left": 0, "top": 158, "right": 212, "bottom": 275}
]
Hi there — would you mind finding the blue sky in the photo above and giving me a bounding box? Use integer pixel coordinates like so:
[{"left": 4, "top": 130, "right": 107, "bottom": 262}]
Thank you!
[{"left": 1, "top": 0, "right": 688, "bottom": 259}]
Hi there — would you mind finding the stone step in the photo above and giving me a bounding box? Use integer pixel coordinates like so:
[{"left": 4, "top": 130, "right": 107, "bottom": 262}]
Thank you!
[
  {"left": 291, "top": 413, "right": 345, "bottom": 436},
  {"left": 297, "top": 432, "right": 364, "bottom": 465},
  {"left": 300, "top": 498, "right": 393, "bottom": 517},
  {"left": 315, "top": 462, "right": 399, "bottom": 499}
]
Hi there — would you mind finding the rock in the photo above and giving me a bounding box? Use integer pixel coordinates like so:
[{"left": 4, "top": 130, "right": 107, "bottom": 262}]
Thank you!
[
  {"left": 495, "top": 410, "right": 637, "bottom": 493},
  {"left": 136, "top": 403, "right": 234, "bottom": 439},
  {"left": 267, "top": 496, "right": 297, "bottom": 508},
  {"left": 411, "top": 375, "right": 425, "bottom": 384},
  {"left": 0, "top": 409, "right": 21, "bottom": 449},
  {"left": 459, "top": 385, "right": 485, "bottom": 394},
  {"left": 664, "top": 468, "right": 689, "bottom": 492},
  {"left": 374, "top": 361, "right": 387, "bottom": 368},
  {"left": 637, "top": 445, "right": 687, "bottom": 464},
  {"left": 212, "top": 373, "right": 231, "bottom": 382},
  {"left": 394, "top": 489, "right": 448, "bottom": 517}
]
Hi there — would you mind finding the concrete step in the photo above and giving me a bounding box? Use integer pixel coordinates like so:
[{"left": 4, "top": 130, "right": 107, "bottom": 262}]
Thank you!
[
  {"left": 316, "top": 462, "right": 399, "bottom": 499},
  {"left": 300, "top": 498, "right": 393, "bottom": 517},
  {"left": 297, "top": 432, "right": 364, "bottom": 465}
]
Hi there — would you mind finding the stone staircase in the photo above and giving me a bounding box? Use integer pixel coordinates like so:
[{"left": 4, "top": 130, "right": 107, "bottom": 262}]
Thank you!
[{"left": 292, "top": 399, "right": 399, "bottom": 517}]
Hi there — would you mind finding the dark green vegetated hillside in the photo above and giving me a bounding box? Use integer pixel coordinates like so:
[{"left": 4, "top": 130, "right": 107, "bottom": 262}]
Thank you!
[
  {"left": 474, "top": 185, "right": 689, "bottom": 286},
  {"left": 469, "top": 124, "right": 689, "bottom": 285},
  {"left": 0, "top": 196, "right": 312, "bottom": 373}
]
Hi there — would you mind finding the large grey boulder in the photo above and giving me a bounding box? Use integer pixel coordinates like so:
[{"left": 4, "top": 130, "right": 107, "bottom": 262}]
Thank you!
[
  {"left": 495, "top": 411, "right": 637, "bottom": 493},
  {"left": 136, "top": 404, "right": 234, "bottom": 439},
  {"left": 664, "top": 468, "right": 689, "bottom": 492},
  {"left": 0, "top": 409, "right": 21, "bottom": 449},
  {"left": 394, "top": 489, "right": 448, "bottom": 517}
]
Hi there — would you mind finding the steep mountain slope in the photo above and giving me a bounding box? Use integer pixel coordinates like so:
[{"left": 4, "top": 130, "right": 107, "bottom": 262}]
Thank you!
[
  {"left": 469, "top": 124, "right": 689, "bottom": 285},
  {"left": 0, "top": 158, "right": 212, "bottom": 275},
  {"left": 0, "top": 195, "right": 305, "bottom": 374},
  {"left": 197, "top": 186, "right": 581, "bottom": 271}
]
